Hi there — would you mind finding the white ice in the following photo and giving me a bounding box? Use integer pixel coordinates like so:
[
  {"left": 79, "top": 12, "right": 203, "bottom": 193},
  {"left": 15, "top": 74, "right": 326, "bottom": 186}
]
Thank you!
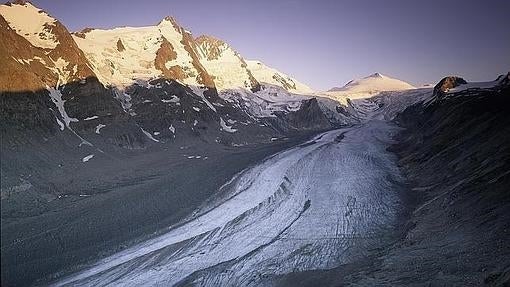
[
  {"left": 54, "top": 119, "right": 405, "bottom": 287},
  {"left": 81, "top": 154, "right": 94, "bottom": 162}
]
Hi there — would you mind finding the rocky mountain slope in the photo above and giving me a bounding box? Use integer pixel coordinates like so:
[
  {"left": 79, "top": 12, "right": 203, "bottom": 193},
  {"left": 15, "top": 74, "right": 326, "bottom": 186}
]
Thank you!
[
  {"left": 359, "top": 73, "right": 510, "bottom": 286},
  {"left": 3, "top": 2, "right": 507, "bottom": 287},
  {"left": 0, "top": 1, "right": 351, "bottom": 145},
  {"left": 0, "top": 4, "right": 356, "bottom": 285},
  {"left": 246, "top": 60, "right": 314, "bottom": 94}
]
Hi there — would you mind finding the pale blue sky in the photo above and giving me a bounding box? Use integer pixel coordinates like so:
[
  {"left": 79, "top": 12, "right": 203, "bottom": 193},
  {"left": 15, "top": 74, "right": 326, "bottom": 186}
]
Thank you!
[{"left": 32, "top": 0, "right": 510, "bottom": 90}]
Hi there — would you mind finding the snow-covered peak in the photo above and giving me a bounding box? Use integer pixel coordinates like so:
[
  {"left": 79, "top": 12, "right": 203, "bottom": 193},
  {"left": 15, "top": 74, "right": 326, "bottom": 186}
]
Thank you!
[
  {"left": 73, "top": 19, "right": 213, "bottom": 89},
  {"left": 196, "top": 35, "right": 259, "bottom": 91},
  {"left": 328, "top": 73, "right": 415, "bottom": 93},
  {"left": 366, "top": 72, "right": 384, "bottom": 79},
  {"left": 321, "top": 73, "right": 416, "bottom": 105},
  {"left": 0, "top": 1, "right": 59, "bottom": 49},
  {"left": 157, "top": 16, "right": 193, "bottom": 34},
  {"left": 158, "top": 16, "right": 178, "bottom": 26},
  {"left": 246, "top": 60, "right": 314, "bottom": 95}
]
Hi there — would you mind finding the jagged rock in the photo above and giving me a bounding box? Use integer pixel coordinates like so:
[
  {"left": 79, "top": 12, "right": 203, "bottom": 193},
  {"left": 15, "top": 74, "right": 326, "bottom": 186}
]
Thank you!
[
  {"left": 433, "top": 76, "right": 467, "bottom": 98},
  {"left": 116, "top": 38, "right": 125, "bottom": 52}
]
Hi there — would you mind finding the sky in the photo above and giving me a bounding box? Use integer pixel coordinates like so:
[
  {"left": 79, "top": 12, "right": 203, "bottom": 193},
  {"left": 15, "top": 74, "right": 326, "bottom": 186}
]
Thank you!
[{"left": 30, "top": 0, "right": 510, "bottom": 90}]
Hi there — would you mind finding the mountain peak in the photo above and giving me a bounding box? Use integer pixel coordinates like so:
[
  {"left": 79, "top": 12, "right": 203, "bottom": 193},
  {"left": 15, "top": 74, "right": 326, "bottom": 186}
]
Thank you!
[
  {"left": 327, "top": 73, "right": 415, "bottom": 93},
  {"left": 366, "top": 72, "right": 384, "bottom": 78},
  {"left": 0, "top": 1, "right": 59, "bottom": 49},
  {"left": 5, "top": 0, "right": 32, "bottom": 6},
  {"left": 157, "top": 16, "right": 179, "bottom": 27}
]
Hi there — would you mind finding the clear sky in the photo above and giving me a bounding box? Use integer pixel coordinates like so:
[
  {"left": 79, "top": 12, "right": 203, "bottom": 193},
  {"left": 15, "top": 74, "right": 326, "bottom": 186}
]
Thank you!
[{"left": 30, "top": 0, "right": 510, "bottom": 90}]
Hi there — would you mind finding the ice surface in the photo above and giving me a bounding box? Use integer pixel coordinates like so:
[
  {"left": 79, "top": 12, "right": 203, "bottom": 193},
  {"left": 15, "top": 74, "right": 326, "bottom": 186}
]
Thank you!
[
  {"left": 54, "top": 119, "right": 406, "bottom": 286},
  {"left": 219, "top": 84, "right": 308, "bottom": 118}
]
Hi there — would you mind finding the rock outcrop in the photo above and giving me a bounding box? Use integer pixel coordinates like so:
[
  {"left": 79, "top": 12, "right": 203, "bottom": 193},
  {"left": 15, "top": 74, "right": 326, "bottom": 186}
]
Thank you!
[{"left": 432, "top": 76, "right": 467, "bottom": 98}]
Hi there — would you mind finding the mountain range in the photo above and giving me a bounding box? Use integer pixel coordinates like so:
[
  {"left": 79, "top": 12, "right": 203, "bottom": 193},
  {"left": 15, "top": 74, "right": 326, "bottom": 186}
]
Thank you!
[
  {"left": 0, "top": 1, "right": 366, "bottom": 150},
  {"left": 2, "top": 2, "right": 509, "bottom": 287}
]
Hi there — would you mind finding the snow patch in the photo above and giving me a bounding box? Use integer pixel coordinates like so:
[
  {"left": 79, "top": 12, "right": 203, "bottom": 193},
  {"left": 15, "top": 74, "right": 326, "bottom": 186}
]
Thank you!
[
  {"left": 114, "top": 89, "right": 134, "bottom": 115},
  {"left": 0, "top": 2, "right": 59, "bottom": 49},
  {"left": 189, "top": 86, "right": 217, "bottom": 112},
  {"left": 220, "top": 117, "right": 237, "bottom": 133},
  {"left": 141, "top": 127, "right": 160, "bottom": 142},
  {"left": 82, "top": 154, "right": 94, "bottom": 162},
  {"left": 84, "top": 116, "right": 99, "bottom": 121},
  {"left": 161, "top": 96, "right": 180, "bottom": 103},
  {"left": 95, "top": 124, "right": 106, "bottom": 134},
  {"left": 46, "top": 86, "right": 78, "bottom": 128},
  {"left": 55, "top": 117, "right": 65, "bottom": 131}
]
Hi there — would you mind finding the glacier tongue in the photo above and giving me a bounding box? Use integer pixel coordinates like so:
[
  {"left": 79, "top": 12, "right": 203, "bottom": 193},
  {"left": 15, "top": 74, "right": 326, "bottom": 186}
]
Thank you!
[{"left": 53, "top": 120, "right": 405, "bottom": 287}]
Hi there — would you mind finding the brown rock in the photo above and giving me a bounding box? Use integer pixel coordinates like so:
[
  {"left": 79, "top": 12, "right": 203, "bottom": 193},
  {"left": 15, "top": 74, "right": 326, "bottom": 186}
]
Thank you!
[
  {"left": 433, "top": 76, "right": 467, "bottom": 98},
  {"left": 116, "top": 38, "right": 125, "bottom": 52},
  {"left": 0, "top": 15, "right": 53, "bottom": 91},
  {"left": 181, "top": 32, "right": 215, "bottom": 88},
  {"left": 45, "top": 19, "right": 96, "bottom": 82},
  {"left": 195, "top": 35, "right": 225, "bottom": 61},
  {"left": 73, "top": 27, "right": 94, "bottom": 39},
  {"left": 154, "top": 37, "right": 186, "bottom": 81}
]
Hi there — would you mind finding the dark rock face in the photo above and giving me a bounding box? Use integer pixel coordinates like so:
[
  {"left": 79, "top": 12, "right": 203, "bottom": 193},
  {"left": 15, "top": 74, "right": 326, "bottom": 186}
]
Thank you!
[
  {"left": 283, "top": 98, "right": 332, "bottom": 131},
  {"left": 432, "top": 76, "right": 467, "bottom": 98},
  {"left": 264, "top": 81, "right": 510, "bottom": 287},
  {"left": 378, "top": 83, "right": 510, "bottom": 286},
  {"left": 497, "top": 72, "right": 510, "bottom": 86},
  {"left": 0, "top": 90, "right": 57, "bottom": 133}
]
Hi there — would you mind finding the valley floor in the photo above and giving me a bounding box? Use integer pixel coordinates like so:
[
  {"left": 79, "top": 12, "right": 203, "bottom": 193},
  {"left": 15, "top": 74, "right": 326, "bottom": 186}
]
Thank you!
[
  {"left": 1, "top": 132, "right": 317, "bottom": 287},
  {"left": 3, "top": 88, "right": 509, "bottom": 287}
]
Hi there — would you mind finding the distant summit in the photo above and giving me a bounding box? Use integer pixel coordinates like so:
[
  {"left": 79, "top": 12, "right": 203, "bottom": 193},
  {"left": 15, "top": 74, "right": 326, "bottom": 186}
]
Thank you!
[
  {"left": 366, "top": 72, "right": 384, "bottom": 78},
  {"left": 327, "top": 72, "right": 415, "bottom": 93}
]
